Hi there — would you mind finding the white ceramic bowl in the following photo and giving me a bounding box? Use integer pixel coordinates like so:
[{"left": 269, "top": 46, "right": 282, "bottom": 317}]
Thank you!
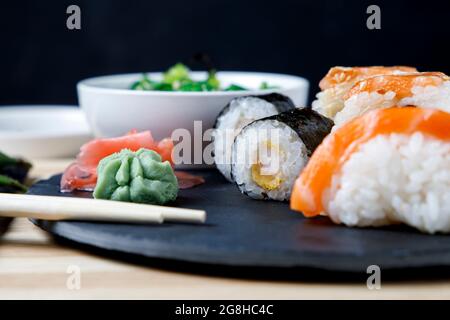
[
  {"left": 78, "top": 72, "right": 309, "bottom": 140},
  {"left": 0, "top": 106, "right": 92, "bottom": 159}
]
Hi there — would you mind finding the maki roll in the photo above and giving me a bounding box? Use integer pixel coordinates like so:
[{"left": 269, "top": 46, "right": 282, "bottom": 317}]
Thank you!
[
  {"left": 291, "top": 107, "right": 450, "bottom": 234},
  {"left": 213, "top": 93, "right": 295, "bottom": 181},
  {"left": 231, "top": 107, "right": 333, "bottom": 201}
]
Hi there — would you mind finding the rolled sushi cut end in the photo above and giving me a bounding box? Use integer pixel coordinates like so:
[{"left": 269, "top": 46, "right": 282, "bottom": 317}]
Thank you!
[
  {"left": 291, "top": 107, "right": 450, "bottom": 234},
  {"left": 213, "top": 93, "right": 295, "bottom": 181},
  {"left": 232, "top": 108, "right": 333, "bottom": 201},
  {"left": 232, "top": 120, "right": 308, "bottom": 201}
]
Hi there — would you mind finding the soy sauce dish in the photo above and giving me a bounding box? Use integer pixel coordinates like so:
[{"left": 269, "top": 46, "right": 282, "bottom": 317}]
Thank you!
[{"left": 77, "top": 71, "right": 309, "bottom": 139}]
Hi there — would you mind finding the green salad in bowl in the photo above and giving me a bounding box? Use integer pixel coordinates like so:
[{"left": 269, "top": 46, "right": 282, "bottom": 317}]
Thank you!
[
  {"left": 78, "top": 68, "right": 309, "bottom": 140},
  {"left": 130, "top": 63, "right": 278, "bottom": 92}
]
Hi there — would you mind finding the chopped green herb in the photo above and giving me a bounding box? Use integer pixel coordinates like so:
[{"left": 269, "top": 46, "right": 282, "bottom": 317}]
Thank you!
[
  {"left": 153, "top": 82, "right": 174, "bottom": 91},
  {"left": 206, "top": 70, "right": 220, "bottom": 90},
  {"left": 224, "top": 84, "right": 247, "bottom": 91},
  {"left": 179, "top": 81, "right": 215, "bottom": 92},
  {"left": 163, "top": 63, "right": 191, "bottom": 84},
  {"left": 130, "top": 74, "right": 157, "bottom": 91},
  {"left": 259, "top": 81, "right": 280, "bottom": 90}
]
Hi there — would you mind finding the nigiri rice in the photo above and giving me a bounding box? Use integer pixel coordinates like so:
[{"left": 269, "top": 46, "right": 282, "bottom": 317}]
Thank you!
[{"left": 328, "top": 132, "right": 450, "bottom": 233}]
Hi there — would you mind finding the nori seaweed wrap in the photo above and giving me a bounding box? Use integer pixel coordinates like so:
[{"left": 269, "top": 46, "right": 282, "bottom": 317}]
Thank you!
[
  {"left": 213, "top": 93, "right": 296, "bottom": 181},
  {"left": 231, "top": 107, "right": 333, "bottom": 201}
]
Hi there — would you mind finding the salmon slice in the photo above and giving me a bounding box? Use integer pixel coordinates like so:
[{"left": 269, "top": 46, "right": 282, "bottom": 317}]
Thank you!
[
  {"left": 319, "top": 66, "right": 417, "bottom": 90},
  {"left": 60, "top": 131, "right": 174, "bottom": 192},
  {"left": 290, "top": 107, "right": 450, "bottom": 216}
]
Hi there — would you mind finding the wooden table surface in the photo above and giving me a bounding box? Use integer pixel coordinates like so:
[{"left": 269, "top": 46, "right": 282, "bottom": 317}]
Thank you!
[{"left": 1, "top": 159, "right": 450, "bottom": 299}]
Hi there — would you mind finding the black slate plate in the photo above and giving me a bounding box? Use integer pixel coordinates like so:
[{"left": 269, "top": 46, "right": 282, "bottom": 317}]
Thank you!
[{"left": 29, "top": 170, "right": 450, "bottom": 273}]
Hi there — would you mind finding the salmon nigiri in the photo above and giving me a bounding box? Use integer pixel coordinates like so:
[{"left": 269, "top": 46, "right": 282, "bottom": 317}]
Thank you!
[
  {"left": 291, "top": 107, "right": 450, "bottom": 234},
  {"left": 312, "top": 66, "right": 418, "bottom": 118}
]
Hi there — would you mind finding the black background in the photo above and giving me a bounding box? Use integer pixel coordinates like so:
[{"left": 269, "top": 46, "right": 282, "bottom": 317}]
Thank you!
[{"left": 1, "top": 0, "right": 449, "bottom": 105}]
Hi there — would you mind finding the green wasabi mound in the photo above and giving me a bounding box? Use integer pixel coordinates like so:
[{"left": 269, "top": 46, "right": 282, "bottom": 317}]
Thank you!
[{"left": 93, "top": 148, "right": 178, "bottom": 205}]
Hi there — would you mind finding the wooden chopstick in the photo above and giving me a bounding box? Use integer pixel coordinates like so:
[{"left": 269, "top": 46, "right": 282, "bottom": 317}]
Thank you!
[{"left": 0, "top": 193, "right": 206, "bottom": 224}]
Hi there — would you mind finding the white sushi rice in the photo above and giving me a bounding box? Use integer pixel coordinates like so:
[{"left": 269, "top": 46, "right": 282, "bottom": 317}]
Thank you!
[
  {"left": 232, "top": 120, "right": 308, "bottom": 201},
  {"left": 312, "top": 84, "right": 352, "bottom": 119},
  {"left": 327, "top": 132, "right": 450, "bottom": 234},
  {"left": 400, "top": 81, "right": 450, "bottom": 111},
  {"left": 333, "top": 81, "right": 450, "bottom": 128},
  {"left": 333, "top": 90, "right": 397, "bottom": 128},
  {"left": 213, "top": 97, "right": 279, "bottom": 181}
]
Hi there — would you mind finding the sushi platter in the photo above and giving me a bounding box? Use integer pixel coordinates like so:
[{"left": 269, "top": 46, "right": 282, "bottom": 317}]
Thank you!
[
  {"left": 29, "top": 170, "right": 450, "bottom": 272},
  {"left": 3, "top": 64, "right": 450, "bottom": 274}
]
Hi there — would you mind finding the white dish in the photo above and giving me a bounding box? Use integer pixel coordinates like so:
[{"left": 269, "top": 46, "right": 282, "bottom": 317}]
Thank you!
[
  {"left": 78, "top": 71, "right": 309, "bottom": 139},
  {"left": 0, "top": 106, "right": 92, "bottom": 159}
]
